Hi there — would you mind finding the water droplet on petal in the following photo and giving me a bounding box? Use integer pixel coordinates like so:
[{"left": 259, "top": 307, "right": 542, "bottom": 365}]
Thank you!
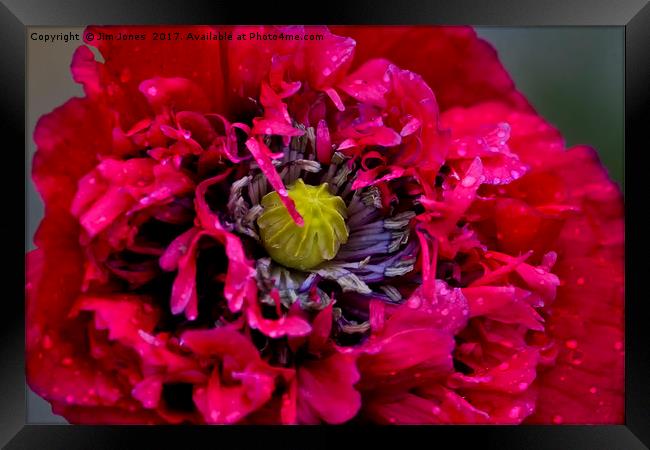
[
  {"left": 42, "top": 335, "right": 53, "bottom": 349},
  {"left": 461, "top": 176, "right": 476, "bottom": 187},
  {"left": 508, "top": 406, "right": 521, "bottom": 419},
  {"left": 407, "top": 295, "right": 422, "bottom": 309},
  {"left": 565, "top": 339, "right": 578, "bottom": 350},
  {"left": 146, "top": 86, "right": 158, "bottom": 96},
  {"left": 552, "top": 415, "right": 563, "bottom": 424},
  {"left": 322, "top": 68, "right": 332, "bottom": 76}
]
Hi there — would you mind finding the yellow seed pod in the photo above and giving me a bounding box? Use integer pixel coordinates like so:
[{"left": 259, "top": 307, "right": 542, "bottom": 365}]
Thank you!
[{"left": 257, "top": 179, "right": 349, "bottom": 271}]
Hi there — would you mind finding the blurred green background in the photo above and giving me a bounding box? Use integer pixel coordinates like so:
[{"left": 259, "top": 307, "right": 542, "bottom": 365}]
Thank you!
[{"left": 26, "top": 26, "right": 624, "bottom": 423}]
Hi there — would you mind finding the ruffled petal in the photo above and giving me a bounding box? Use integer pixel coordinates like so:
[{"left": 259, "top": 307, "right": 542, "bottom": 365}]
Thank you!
[
  {"left": 33, "top": 98, "right": 114, "bottom": 209},
  {"left": 84, "top": 25, "right": 226, "bottom": 122},
  {"left": 332, "top": 26, "right": 532, "bottom": 112},
  {"left": 297, "top": 353, "right": 361, "bottom": 424}
]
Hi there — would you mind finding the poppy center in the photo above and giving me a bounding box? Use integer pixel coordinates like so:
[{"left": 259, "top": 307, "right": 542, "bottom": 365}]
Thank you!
[{"left": 257, "top": 179, "right": 349, "bottom": 271}]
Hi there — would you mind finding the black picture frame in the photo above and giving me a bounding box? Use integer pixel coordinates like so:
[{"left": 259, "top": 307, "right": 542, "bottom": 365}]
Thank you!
[{"left": 3, "top": 1, "right": 648, "bottom": 448}]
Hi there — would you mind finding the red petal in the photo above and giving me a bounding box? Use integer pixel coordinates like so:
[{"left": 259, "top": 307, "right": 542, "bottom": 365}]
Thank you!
[
  {"left": 527, "top": 254, "right": 624, "bottom": 424},
  {"left": 84, "top": 25, "right": 226, "bottom": 121},
  {"left": 194, "top": 366, "right": 275, "bottom": 424},
  {"left": 297, "top": 353, "right": 361, "bottom": 424},
  {"left": 245, "top": 282, "right": 312, "bottom": 338},
  {"left": 245, "top": 137, "right": 303, "bottom": 226},
  {"left": 26, "top": 236, "right": 134, "bottom": 417},
  {"left": 139, "top": 77, "right": 210, "bottom": 113},
  {"left": 338, "top": 59, "right": 391, "bottom": 107},
  {"left": 440, "top": 101, "right": 564, "bottom": 169},
  {"left": 181, "top": 327, "right": 261, "bottom": 368},
  {"left": 332, "top": 26, "right": 531, "bottom": 112},
  {"left": 307, "top": 303, "right": 334, "bottom": 352},
  {"left": 33, "top": 98, "right": 113, "bottom": 210}
]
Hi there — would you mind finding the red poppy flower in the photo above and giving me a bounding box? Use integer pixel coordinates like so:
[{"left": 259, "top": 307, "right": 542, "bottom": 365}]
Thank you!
[{"left": 27, "top": 25, "right": 623, "bottom": 424}]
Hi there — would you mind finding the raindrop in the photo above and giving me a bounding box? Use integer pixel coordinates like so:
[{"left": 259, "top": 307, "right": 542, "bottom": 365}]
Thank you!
[
  {"left": 42, "top": 335, "right": 53, "bottom": 349},
  {"left": 461, "top": 176, "right": 476, "bottom": 187},
  {"left": 552, "top": 415, "right": 563, "bottom": 424},
  {"left": 147, "top": 86, "right": 158, "bottom": 96},
  {"left": 564, "top": 339, "right": 578, "bottom": 350},
  {"left": 322, "top": 68, "right": 332, "bottom": 76},
  {"left": 407, "top": 296, "right": 422, "bottom": 309},
  {"left": 508, "top": 406, "right": 521, "bottom": 419},
  {"left": 569, "top": 350, "right": 584, "bottom": 365}
]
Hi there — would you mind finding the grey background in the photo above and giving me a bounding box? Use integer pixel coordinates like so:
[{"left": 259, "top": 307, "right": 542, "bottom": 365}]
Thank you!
[{"left": 26, "top": 26, "right": 624, "bottom": 423}]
